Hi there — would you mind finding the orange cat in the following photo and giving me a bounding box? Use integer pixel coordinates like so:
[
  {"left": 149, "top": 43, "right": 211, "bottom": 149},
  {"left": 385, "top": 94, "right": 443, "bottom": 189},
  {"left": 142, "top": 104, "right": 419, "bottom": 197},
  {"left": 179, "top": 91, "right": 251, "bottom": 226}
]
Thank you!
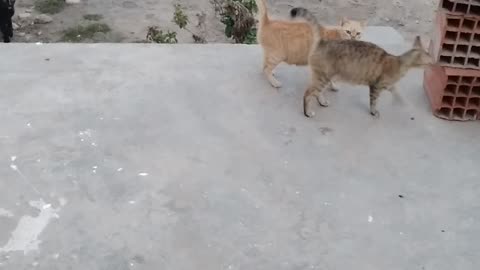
[
  {"left": 325, "top": 17, "right": 366, "bottom": 40},
  {"left": 256, "top": 0, "right": 365, "bottom": 88}
]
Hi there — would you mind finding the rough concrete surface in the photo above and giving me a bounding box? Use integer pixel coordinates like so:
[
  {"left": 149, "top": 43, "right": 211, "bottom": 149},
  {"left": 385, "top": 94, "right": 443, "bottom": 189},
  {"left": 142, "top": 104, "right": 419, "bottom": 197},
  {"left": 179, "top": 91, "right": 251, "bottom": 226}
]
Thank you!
[{"left": 1, "top": 27, "right": 480, "bottom": 270}]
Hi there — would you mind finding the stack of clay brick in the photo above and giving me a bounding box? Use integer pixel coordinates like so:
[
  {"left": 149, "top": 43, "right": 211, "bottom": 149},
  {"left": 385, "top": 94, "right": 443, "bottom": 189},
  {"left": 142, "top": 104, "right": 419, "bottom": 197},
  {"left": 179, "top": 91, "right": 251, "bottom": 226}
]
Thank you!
[{"left": 424, "top": 0, "right": 480, "bottom": 120}]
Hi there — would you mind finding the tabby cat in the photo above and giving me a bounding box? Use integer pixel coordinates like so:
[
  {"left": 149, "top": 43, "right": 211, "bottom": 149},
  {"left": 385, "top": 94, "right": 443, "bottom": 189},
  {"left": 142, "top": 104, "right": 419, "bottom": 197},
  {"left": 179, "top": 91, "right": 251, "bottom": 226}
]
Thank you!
[
  {"left": 255, "top": 0, "right": 366, "bottom": 88},
  {"left": 290, "top": 7, "right": 433, "bottom": 118}
]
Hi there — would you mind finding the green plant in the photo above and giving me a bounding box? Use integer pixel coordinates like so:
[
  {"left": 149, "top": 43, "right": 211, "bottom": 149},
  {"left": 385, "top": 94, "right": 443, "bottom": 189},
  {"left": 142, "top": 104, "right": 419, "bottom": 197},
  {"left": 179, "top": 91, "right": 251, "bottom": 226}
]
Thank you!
[
  {"left": 34, "top": 0, "right": 66, "bottom": 14},
  {"left": 172, "top": 4, "right": 207, "bottom": 43},
  {"left": 173, "top": 4, "right": 189, "bottom": 29},
  {"left": 213, "top": 0, "right": 257, "bottom": 44},
  {"left": 238, "top": 0, "right": 257, "bottom": 13},
  {"left": 146, "top": 26, "right": 178, "bottom": 44},
  {"left": 61, "top": 23, "right": 111, "bottom": 42},
  {"left": 83, "top": 14, "right": 104, "bottom": 21},
  {"left": 146, "top": 4, "right": 207, "bottom": 44}
]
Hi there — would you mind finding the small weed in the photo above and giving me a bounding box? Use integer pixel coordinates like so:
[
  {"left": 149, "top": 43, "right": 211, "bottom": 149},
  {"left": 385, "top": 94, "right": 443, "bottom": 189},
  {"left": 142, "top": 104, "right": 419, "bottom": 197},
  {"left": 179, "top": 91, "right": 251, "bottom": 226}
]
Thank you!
[
  {"left": 213, "top": 0, "right": 257, "bottom": 44},
  {"left": 34, "top": 0, "right": 66, "bottom": 14},
  {"left": 83, "top": 14, "right": 104, "bottom": 21},
  {"left": 143, "top": 4, "right": 207, "bottom": 44},
  {"left": 192, "top": 34, "right": 206, "bottom": 43},
  {"left": 243, "top": 28, "right": 257, "bottom": 44},
  {"left": 193, "top": 12, "right": 208, "bottom": 43},
  {"left": 146, "top": 26, "right": 178, "bottom": 44},
  {"left": 61, "top": 23, "right": 111, "bottom": 42},
  {"left": 173, "top": 4, "right": 189, "bottom": 29},
  {"left": 172, "top": 4, "right": 207, "bottom": 43}
]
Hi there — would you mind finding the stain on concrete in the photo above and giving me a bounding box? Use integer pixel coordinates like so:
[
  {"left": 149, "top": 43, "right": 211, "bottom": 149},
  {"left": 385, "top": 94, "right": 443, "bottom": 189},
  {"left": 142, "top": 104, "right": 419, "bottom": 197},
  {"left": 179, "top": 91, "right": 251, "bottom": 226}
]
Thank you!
[
  {"left": 0, "top": 199, "right": 62, "bottom": 255},
  {"left": 0, "top": 209, "right": 14, "bottom": 218}
]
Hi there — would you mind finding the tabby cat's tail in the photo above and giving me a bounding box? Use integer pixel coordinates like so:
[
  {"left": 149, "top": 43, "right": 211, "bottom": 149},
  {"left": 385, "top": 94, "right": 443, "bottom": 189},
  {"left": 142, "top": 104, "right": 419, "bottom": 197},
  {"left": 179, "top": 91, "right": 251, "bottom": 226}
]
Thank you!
[
  {"left": 290, "top": 7, "right": 321, "bottom": 44},
  {"left": 290, "top": 7, "right": 319, "bottom": 26}
]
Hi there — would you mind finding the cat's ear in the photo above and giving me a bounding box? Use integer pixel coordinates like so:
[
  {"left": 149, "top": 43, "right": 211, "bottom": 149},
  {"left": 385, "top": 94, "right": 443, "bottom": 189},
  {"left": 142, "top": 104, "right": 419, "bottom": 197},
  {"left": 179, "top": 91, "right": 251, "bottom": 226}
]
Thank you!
[
  {"left": 340, "top": 16, "right": 347, "bottom": 26},
  {"left": 413, "top": 36, "right": 422, "bottom": 49},
  {"left": 361, "top": 19, "right": 368, "bottom": 27}
]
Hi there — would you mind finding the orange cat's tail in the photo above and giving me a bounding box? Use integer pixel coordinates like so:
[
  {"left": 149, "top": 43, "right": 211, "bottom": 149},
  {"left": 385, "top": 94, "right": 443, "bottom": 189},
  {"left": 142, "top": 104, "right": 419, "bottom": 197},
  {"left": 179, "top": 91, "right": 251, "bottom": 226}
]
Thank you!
[{"left": 256, "top": 0, "right": 269, "bottom": 26}]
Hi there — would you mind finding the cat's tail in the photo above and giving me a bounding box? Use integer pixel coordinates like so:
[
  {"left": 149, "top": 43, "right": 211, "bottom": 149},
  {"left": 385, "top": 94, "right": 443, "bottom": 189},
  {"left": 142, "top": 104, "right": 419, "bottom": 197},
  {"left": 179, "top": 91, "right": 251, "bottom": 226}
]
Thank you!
[
  {"left": 290, "top": 7, "right": 321, "bottom": 44},
  {"left": 256, "top": 0, "right": 269, "bottom": 27}
]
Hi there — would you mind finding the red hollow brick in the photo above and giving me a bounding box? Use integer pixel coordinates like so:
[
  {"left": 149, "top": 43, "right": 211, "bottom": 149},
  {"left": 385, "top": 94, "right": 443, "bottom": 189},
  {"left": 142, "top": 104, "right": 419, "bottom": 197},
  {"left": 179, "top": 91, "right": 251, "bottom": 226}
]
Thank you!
[
  {"left": 440, "top": 0, "right": 480, "bottom": 17},
  {"left": 424, "top": 65, "right": 480, "bottom": 120},
  {"left": 430, "top": 10, "right": 480, "bottom": 69}
]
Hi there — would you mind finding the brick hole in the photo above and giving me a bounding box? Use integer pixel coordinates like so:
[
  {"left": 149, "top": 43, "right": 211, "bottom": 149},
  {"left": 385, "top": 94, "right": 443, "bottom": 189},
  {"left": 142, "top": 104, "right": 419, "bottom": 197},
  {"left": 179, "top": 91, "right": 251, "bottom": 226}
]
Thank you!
[
  {"left": 453, "top": 107, "right": 465, "bottom": 119},
  {"left": 438, "top": 107, "right": 452, "bottom": 118},
  {"left": 456, "top": 44, "right": 469, "bottom": 55},
  {"left": 442, "top": 0, "right": 454, "bottom": 11},
  {"left": 455, "top": 3, "right": 469, "bottom": 14},
  {"left": 442, "top": 96, "right": 454, "bottom": 106},
  {"left": 455, "top": 97, "right": 468, "bottom": 107},
  {"left": 447, "top": 18, "right": 461, "bottom": 28},
  {"left": 458, "top": 85, "right": 471, "bottom": 95},
  {"left": 465, "top": 109, "right": 478, "bottom": 120},
  {"left": 442, "top": 0, "right": 453, "bottom": 11},
  {"left": 474, "top": 34, "right": 480, "bottom": 42},
  {"left": 445, "top": 84, "right": 457, "bottom": 94},
  {"left": 470, "top": 46, "right": 480, "bottom": 57},
  {"left": 453, "top": 57, "right": 466, "bottom": 65},
  {"left": 440, "top": 55, "right": 452, "bottom": 64},
  {"left": 462, "top": 19, "right": 475, "bottom": 30},
  {"left": 472, "top": 86, "right": 480, "bottom": 96},
  {"left": 461, "top": 77, "right": 474, "bottom": 84},
  {"left": 445, "top": 31, "right": 458, "bottom": 42},
  {"left": 467, "top": 58, "right": 479, "bottom": 67},
  {"left": 469, "top": 97, "right": 480, "bottom": 107},
  {"left": 442, "top": 43, "right": 455, "bottom": 53},
  {"left": 471, "top": 5, "right": 480, "bottom": 16},
  {"left": 459, "top": 32, "right": 472, "bottom": 42},
  {"left": 448, "top": 76, "right": 460, "bottom": 83}
]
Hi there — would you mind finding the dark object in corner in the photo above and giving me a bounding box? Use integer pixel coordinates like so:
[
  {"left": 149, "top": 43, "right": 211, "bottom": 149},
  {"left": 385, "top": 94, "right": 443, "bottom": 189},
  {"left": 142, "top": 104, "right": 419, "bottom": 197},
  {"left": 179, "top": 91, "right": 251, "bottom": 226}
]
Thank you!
[{"left": 0, "top": 0, "right": 16, "bottom": 43}]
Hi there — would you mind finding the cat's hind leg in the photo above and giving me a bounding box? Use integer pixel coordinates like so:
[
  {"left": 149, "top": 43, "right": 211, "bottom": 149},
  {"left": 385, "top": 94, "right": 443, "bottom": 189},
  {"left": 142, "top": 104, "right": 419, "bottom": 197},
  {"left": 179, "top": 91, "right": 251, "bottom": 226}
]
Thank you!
[
  {"left": 303, "top": 76, "right": 331, "bottom": 117},
  {"left": 369, "top": 84, "right": 386, "bottom": 118},
  {"left": 263, "top": 54, "right": 283, "bottom": 88}
]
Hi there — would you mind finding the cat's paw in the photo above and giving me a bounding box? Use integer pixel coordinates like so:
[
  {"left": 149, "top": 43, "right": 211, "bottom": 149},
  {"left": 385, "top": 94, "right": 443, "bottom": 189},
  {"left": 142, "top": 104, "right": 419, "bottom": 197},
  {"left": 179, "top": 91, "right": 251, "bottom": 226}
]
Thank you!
[
  {"left": 370, "top": 110, "right": 380, "bottom": 118},
  {"left": 304, "top": 109, "right": 316, "bottom": 118},
  {"left": 329, "top": 87, "right": 339, "bottom": 92},
  {"left": 317, "top": 97, "right": 330, "bottom": 107},
  {"left": 269, "top": 78, "right": 282, "bottom": 88},
  {"left": 328, "top": 83, "right": 339, "bottom": 92}
]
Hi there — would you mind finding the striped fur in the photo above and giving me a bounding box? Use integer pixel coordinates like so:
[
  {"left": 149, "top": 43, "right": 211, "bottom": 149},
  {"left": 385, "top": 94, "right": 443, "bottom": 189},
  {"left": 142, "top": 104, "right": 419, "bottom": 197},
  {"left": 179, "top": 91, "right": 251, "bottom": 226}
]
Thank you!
[{"left": 255, "top": 1, "right": 364, "bottom": 88}]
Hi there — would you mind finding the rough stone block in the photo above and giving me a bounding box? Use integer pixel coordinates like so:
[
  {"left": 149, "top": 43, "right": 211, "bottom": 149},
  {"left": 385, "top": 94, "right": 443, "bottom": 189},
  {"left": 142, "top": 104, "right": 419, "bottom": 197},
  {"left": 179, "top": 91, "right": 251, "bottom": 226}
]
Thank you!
[
  {"left": 440, "top": 0, "right": 480, "bottom": 17},
  {"left": 424, "top": 65, "right": 480, "bottom": 120},
  {"left": 431, "top": 11, "right": 480, "bottom": 69}
]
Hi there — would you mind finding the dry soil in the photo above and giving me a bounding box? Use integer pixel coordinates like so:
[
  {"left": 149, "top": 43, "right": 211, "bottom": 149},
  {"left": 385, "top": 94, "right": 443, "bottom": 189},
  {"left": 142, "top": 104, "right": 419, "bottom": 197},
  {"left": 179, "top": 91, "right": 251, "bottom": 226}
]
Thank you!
[{"left": 11, "top": 0, "right": 438, "bottom": 43}]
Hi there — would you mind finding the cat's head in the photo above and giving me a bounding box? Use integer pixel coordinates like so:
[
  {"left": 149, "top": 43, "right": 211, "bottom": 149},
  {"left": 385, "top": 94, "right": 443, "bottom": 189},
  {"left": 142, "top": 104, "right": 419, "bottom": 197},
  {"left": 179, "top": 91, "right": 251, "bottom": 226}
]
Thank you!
[
  {"left": 340, "top": 17, "right": 366, "bottom": 40},
  {"left": 408, "top": 36, "right": 434, "bottom": 67}
]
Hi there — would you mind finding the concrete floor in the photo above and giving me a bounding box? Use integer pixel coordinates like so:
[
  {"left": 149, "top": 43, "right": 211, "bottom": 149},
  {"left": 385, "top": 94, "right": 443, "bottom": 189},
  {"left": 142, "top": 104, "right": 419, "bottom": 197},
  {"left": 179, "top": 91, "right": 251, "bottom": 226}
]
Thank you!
[{"left": 0, "top": 28, "right": 479, "bottom": 270}]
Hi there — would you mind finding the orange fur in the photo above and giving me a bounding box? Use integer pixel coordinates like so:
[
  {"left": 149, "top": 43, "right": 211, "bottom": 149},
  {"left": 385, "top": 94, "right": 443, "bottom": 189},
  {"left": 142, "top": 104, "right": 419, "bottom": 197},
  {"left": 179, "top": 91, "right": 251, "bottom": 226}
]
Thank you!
[
  {"left": 321, "top": 27, "right": 349, "bottom": 40},
  {"left": 256, "top": 0, "right": 358, "bottom": 88}
]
